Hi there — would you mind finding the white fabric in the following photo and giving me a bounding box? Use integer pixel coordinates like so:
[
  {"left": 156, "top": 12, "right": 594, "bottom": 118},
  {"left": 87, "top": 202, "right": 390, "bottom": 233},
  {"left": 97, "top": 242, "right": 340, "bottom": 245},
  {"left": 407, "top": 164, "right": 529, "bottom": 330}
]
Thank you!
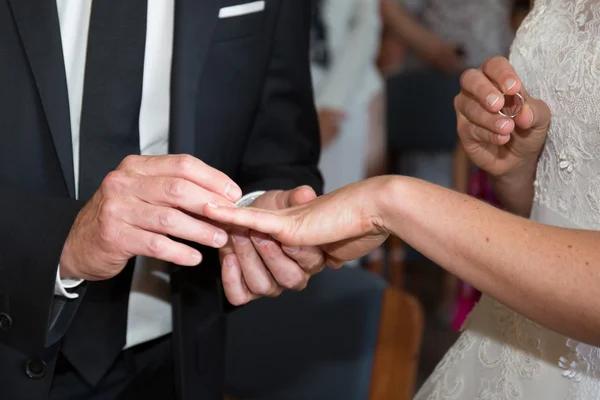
[
  {"left": 312, "top": 0, "right": 383, "bottom": 199},
  {"left": 218, "top": 1, "right": 265, "bottom": 18},
  {"left": 318, "top": 102, "right": 369, "bottom": 194},
  {"left": 415, "top": 1, "right": 600, "bottom": 398},
  {"left": 53, "top": 0, "right": 265, "bottom": 350},
  {"left": 310, "top": 0, "right": 383, "bottom": 112}
]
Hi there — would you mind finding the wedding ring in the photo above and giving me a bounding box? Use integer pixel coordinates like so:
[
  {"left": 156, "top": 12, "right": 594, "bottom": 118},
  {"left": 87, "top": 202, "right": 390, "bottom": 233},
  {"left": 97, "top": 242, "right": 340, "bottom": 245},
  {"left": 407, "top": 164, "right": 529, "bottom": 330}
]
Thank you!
[{"left": 498, "top": 92, "right": 525, "bottom": 118}]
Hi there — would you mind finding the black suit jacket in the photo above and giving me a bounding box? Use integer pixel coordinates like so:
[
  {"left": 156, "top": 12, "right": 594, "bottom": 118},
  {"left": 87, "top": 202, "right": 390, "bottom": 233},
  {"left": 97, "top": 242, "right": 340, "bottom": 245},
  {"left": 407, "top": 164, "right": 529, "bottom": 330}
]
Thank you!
[{"left": 0, "top": 0, "right": 322, "bottom": 399}]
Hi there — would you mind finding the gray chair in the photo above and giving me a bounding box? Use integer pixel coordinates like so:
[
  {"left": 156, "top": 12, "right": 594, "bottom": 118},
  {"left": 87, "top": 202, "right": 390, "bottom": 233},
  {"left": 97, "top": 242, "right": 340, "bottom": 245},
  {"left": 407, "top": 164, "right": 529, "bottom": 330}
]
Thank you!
[{"left": 225, "top": 267, "right": 388, "bottom": 400}]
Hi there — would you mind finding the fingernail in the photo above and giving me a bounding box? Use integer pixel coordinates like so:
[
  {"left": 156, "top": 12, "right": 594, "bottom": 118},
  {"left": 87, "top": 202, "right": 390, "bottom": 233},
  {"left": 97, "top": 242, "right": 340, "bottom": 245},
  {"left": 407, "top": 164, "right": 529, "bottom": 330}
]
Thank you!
[
  {"left": 282, "top": 245, "right": 300, "bottom": 255},
  {"left": 505, "top": 78, "right": 517, "bottom": 91},
  {"left": 232, "top": 234, "right": 249, "bottom": 245},
  {"left": 487, "top": 94, "right": 500, "bottom": 107},
  {"left": 213, "top": 231, "right": 228, "bottom": 247},
  {"left": 225, "top": 182, "right": 242, "bottom": 202},
  {"left": 191, "top": 251, "right": 203, "bottom": 265},
  {"left": 206, "top": 202, "right": 218, "bottom": 209},
  {"left": 251, "top": 234, "right": 270, "bottom": 246},
  {"left": 495, "top": 119, "right": 510, "bottom": 131}
]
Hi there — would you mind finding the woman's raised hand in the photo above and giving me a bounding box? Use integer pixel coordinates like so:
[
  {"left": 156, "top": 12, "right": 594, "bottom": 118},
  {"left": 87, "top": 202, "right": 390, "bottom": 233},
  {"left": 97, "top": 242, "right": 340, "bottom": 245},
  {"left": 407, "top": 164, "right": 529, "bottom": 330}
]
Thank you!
[{"left": 454, "top": 56, "right": 551, "bottom": 178}]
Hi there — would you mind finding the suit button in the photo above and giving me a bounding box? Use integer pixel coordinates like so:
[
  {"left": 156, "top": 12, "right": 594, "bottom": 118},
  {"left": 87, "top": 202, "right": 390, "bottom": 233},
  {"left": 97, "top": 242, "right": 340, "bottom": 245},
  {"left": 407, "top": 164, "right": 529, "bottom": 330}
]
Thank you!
[
  {"left": 25, "top": 358, "right": 46, "bottom": 379},
  {"left": 0, "top": 312, "right": 11, "bottom": 330}
]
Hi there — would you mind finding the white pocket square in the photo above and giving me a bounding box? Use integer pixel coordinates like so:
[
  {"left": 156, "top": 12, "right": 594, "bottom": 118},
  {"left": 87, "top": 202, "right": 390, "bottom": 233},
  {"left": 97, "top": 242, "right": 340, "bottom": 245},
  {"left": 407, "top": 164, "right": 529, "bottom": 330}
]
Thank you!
[{"left": 219, "top": 1, "right": 265, "bottom": 18}]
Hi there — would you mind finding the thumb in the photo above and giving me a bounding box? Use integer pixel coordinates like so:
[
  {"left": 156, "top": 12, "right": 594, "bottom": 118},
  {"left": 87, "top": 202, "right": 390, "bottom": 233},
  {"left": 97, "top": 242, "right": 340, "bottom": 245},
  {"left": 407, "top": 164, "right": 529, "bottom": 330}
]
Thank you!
[
  {"left": 514, "top": 93, "right": 551, "bottom": 132},
  {"left": 288, "top": 185, "right": 317, "bottom": 207}
]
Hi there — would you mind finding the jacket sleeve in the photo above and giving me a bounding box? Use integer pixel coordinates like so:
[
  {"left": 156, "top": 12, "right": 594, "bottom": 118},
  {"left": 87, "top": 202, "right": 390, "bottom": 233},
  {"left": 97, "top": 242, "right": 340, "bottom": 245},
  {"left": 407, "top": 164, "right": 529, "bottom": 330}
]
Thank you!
[
  {"left": 237, "top": 0, "right": 323, "bottom": 196},
  {"left": 0, "top": 186, "right": 85, "bottom": 353}
]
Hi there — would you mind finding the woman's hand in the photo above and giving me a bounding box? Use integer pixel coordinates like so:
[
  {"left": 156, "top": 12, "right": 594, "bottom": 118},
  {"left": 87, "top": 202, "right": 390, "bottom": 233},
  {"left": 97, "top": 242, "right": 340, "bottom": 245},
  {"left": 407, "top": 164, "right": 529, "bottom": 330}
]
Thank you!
[
  {"left": 204, "top": 177, "right": 392, "bottom": 267},
  {"left": 455, "top": 56, "right": 551, "bottom": 215},
  {"left": 455, "top": 56, "right": 551, "bottom": 178}
]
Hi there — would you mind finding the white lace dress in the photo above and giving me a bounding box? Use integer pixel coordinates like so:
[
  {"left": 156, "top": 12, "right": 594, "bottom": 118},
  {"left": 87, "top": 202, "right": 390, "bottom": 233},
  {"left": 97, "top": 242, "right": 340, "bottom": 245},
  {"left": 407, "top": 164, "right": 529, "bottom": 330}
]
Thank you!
[{"left": 414, "top": 1, "right": 600, "bottom": 399}]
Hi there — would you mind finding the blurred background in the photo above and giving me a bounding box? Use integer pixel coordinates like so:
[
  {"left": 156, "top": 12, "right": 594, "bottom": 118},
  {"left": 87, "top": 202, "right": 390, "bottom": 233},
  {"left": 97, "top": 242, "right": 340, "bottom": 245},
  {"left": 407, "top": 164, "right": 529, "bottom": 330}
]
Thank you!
[{"left": 224, "top": 1, "right": 532, "bottom": 399}]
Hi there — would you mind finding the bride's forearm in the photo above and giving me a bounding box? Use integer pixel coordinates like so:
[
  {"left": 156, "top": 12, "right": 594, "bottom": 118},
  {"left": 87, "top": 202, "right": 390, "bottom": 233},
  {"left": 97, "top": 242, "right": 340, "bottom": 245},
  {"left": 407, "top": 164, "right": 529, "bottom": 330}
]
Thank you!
[{"left": 377, "top": 176, "right": 600, "bottom": 345}]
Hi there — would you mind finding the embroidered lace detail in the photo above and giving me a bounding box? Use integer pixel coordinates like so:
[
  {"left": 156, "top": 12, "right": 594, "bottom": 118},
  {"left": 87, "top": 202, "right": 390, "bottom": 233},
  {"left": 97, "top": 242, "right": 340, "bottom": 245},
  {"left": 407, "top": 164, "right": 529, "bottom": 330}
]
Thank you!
[
  {"left": 420, "top": 332, "right": 476, "bottom": 400},
  {"left": 414, "top": 2, "right": 600, "bottom": 399}
]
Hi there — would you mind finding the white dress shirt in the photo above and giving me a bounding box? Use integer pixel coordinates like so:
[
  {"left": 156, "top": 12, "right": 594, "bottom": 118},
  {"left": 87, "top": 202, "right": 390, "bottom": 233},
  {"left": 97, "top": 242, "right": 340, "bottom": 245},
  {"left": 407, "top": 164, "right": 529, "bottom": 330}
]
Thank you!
[{"left": 54, "top": 0, "right": 263, "bottom": 350}]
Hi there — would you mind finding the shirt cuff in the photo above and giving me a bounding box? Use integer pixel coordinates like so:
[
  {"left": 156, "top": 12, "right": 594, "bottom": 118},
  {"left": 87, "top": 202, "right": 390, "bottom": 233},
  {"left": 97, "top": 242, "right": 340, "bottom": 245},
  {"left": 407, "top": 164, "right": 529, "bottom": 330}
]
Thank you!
[
  {"left": 235, "top": 191, "right": 266, "bottom": 207},
  {"left": 54, "top": 266, "right": 84, "bottom": 299}
]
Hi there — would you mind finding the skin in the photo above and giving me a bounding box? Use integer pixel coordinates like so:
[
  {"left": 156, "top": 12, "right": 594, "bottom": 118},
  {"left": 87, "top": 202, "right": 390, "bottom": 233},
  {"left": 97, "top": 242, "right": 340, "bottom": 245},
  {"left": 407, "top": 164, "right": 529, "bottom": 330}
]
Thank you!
[
  {"left": 59, "top": 154, "right": 326, "bottom": 305},
  {"left": 317, "top": 108, "right": 345, "bottom": 147},
  {"left": 202, "top": 57, "right": 600, "bottom": 347}
]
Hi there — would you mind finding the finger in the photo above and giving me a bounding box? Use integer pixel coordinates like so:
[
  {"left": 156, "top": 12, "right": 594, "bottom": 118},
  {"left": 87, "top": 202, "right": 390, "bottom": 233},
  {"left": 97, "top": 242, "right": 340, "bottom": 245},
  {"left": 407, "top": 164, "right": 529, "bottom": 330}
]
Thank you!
[
  {"left": 133, "top": 175, "right": 235, "bottom": 216},
  {"left": 204, "top": 203, "right": 291, "bottom": 238},
  {"left": 454, "top": 94, "right": 515, "bottom": 137},
  {"left": 124, "top": 227, "right": 203, "bottom": 266},
  {"left": 250, "top": 231, "right": 309, "bottom": 291},
  {"left": 118, "top": 154, "right": 242, "bottom": 202},
  {"left": 459, "top": 68, "right": 505, "bottom": 112},
  {"left": 222, "top": 253, "right": 256, "bottom": 306},
  {"left": 123, "top": 202, "right": 229, "bottom": 248},
  {"left": 281, "top": 244, "right": 326, "bottom": 276},
  {"left": 288, "top": 186, "right": 317, "bottom": 206},
  {"left": 481, "top": 56, "right": 523, "bottom": 95},
  {"left": 457, "top": 113, "right": 511, "bottom": 146},
  {"left": 231, "top": 229, "right": 281, "bottom": 297}
]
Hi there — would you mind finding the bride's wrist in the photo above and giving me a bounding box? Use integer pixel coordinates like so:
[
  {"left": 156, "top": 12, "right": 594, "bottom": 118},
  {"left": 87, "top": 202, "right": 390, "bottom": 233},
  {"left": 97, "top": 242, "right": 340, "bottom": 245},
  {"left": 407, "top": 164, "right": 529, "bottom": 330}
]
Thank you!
[{"left": 372, "top": 175, "right": 408, "bottom": 235}]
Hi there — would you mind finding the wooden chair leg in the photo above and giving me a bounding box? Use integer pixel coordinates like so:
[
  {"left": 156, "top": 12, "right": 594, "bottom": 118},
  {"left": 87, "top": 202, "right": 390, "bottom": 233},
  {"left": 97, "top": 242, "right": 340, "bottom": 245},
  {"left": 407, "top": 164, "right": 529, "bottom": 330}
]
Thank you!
[
  {"left": 369, "top": 287, "right": 425, "bottom": 400},
  {"left": 387, "top": 235, "right": 405, "bottom": 289}
]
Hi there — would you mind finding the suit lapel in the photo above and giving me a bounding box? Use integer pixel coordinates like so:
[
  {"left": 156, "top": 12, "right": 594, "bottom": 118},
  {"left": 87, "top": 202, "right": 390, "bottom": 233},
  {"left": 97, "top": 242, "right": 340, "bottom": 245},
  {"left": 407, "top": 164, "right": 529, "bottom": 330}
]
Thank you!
[
  {"left": 169, "top": 0, "right": 221, "bottom": 154},
  {"left": 8, "top": 0, "right": 75, "bottom": 198}
]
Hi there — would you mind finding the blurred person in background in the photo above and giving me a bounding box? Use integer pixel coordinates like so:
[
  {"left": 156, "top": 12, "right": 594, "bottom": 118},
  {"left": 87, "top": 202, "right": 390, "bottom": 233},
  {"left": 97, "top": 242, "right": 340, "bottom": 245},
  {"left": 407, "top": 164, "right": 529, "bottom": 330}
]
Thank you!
[
  {"left": 384, "top": 0, "right": 515, "bottom": 323},
  {"left": 310, "top": 0, "right": 383, "bottom": 196}
]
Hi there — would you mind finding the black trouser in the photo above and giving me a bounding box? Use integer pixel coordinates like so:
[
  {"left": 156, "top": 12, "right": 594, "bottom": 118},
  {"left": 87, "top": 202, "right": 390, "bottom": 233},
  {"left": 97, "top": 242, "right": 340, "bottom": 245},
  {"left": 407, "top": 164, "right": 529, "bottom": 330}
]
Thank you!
[{"left": 50, "top": 335, "right": 174, "bottom": 400}]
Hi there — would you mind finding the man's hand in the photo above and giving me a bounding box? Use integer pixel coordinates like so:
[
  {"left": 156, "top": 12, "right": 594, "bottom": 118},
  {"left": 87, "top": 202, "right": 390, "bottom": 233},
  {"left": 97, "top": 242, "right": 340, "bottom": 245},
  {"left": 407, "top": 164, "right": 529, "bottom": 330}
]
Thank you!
[
  {"left": 219, "top": 186, "right": 327, "bottom": 306},
  {"left": 59, "top": 154, "right": 242, "bottom": 281},
  {"left": 318, "top": 108, "right": 345, "bottom": 147}
]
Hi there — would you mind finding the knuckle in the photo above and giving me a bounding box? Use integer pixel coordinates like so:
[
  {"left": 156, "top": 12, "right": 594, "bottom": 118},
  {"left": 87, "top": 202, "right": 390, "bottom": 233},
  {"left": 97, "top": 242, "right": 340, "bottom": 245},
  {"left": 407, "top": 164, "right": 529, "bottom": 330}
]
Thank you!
[
  {"left": 102, "top": 171, "right": 127, "bottom": 194},
  {"left": 463, "top": 102, "right": 476, "bottom": 122},
  {"left": 119, "top": 154, "right": 141, "bottom": 170},
  {"left": 164, "top": 178, "right": 186, "bottom": 199},
  {"left": 469, "top": 123, "right": 481, "bottom": 139},
  {"left": 101, "top": 199, "right": 121, "bottom": 220},
  {"left": 459, "top": 68, "right": 477, "bottom": 88},
  {"left": 481, "top": 56, "right": 501, "bottom": 71},
  {"left": 284, "top": 273, "right": 309, "bottom": 292},
  {"left": 474, "top": 82, "right": 491, "bottom": 100},
  {"left": 253, "top": 279, "right": 277, "bottom": 297},
  {"left": 156, "top": 209, "right": 176, "bottom": 230},
  {"left": 172, "top": 154, "right": 196, "bottom": 174},
  {"left": 453, "top": 94, "right": 461, "bottom": 111},
  {"left": 228, "top": 296, "right": 248, "bottom": 307},
  {"left": 146, "top": 236, "right": 166, "bottom": 257}
]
